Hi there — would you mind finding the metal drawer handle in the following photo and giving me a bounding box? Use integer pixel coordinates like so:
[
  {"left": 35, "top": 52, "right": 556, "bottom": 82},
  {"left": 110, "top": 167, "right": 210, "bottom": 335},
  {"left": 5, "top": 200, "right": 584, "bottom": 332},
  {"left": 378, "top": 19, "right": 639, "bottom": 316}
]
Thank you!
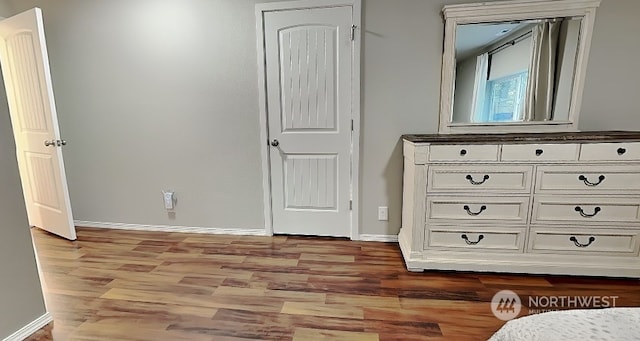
[
  {"left": 617, "top": 147, "right": 626, "bottom": 155},
  {"left": 461, "top": 234, "right": 484, "bottom": 245},
  {"left": 574, "top": 206, "right": 601, "bottom": 218},
  {"left": 578, "top": 175, "right": 605, "bottom": 186},
  {"left": 535, "top": 149, "right": 544, "bottom": 156},
  {"left": 464, "top": 205, "right": 487, "bottom": 216},
  {"left": 569, "top": 236, "right": 596, "bottom": 248},
  {"left": 459, "top": 149, "right": 467, "bottom": 156},
  {"left": 466, "top": 174, "right": 489, "bottom": 185}
]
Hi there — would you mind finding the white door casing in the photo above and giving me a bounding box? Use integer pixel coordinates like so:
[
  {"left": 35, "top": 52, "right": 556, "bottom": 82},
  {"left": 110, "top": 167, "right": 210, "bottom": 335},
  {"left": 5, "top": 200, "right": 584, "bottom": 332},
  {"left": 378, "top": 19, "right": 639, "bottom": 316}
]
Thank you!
[
  {"left": 256, "top": 0, "right": 361, "bottom": 238},
  {"left": 0, "top": 8, "right": 76, "bottom": 240}
]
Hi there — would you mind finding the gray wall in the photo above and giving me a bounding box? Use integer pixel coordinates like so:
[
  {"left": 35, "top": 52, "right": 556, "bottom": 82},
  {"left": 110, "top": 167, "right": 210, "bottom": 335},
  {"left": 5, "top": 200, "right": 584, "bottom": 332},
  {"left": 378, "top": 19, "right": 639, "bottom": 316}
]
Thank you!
[
  {"left": 453, "top": 56, "right": 476, "bottom": 123},
  {"left": 11, "top": 0, "right": 267, "bottom": 230},
  {"left": 553, "top": 18, "right": 581, "bottom": 121},
  {"left": 580, "top": 0, "right": 640, "bottom": 131},
  {"left": 0, "top": 55, "right": 47, "bottom": 341},
  {"left": 5, "top": 0, "right": 640, "bottom": 237}
]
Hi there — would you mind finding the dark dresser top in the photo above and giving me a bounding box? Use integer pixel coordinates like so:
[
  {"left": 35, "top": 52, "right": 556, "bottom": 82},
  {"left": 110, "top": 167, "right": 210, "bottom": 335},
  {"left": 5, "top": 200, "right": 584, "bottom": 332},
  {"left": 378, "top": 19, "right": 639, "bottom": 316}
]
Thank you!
[{"left": 402, "top": 131, "right": 640, "bottom": 144}]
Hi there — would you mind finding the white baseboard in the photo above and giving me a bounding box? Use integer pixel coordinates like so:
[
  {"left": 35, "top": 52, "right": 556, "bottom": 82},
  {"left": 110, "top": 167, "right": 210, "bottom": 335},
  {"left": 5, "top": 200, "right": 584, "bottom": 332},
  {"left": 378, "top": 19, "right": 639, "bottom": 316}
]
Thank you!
[
  {"left": 74, "top": 220, "right": 268, "bottom": 236},
  {"left": 3, "top": 312, "right": 52, "bottom": 341},
  {"left": 74, "top": 220, "right": 396, "bottom": 241},
  {"left": 358, "top": 234, "right": 399, "bottom": 242}
]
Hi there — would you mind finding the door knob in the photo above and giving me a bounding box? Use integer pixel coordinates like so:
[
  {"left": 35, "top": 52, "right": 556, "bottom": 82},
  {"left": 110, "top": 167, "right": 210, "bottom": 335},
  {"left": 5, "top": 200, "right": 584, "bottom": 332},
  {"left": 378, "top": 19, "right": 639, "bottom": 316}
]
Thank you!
[
  {"left": 270, "top": 139, "right": 279, "bottom": 147},
  {"left": 44, "top": 139, "right": 66, "bottom": 147}
]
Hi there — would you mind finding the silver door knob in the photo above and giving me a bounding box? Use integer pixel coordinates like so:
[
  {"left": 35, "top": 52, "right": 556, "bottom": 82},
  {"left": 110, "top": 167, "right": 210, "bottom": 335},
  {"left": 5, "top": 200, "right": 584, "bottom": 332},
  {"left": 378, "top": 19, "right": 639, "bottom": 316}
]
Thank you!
[
  {"left": 56, "top": 139, "right": 67, "bottom": 146},
  {"left": 44, "top": 140, "right": 55, "bottom": 147},
  {"left": 270, "top": 139, "right": 279, "bottom": 147}
]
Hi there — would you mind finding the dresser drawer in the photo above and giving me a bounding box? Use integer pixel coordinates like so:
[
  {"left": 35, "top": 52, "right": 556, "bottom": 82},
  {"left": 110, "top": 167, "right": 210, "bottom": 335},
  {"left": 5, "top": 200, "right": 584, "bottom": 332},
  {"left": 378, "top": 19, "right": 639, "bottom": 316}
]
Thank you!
[
  {"left": 501, "top": 144, "right": 579, "bottom": 162},
  {"left": 429, "top": 144, "right": 499, "bottom": 162},
  {"left": 428, "top": 165, "right": 533, "bottom": 193},
  {"left": 532, "top": 196, "right": 640, "bottom": 224},
  {"left": 535, "top": 165, "right": 640, "bottom": 193},
  {"left": 528, "top": 227, "right": 640, "bottom": 255},
  {"left": 580, "top": 142, "right": 640, "bottom": 161},
  {"left": 426, "top": 227, "right": 525, "bottom": 252},
  {"left": 427, "top": 196, "right": 529, "bottom": 223}
]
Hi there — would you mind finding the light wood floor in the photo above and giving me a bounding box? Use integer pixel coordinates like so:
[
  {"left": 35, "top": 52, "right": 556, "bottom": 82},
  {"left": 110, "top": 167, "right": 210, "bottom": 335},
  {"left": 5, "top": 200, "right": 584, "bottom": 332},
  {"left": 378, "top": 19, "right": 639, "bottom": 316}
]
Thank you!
[{"left": 27, "top": 227, "right": 640, "bottom": 340}]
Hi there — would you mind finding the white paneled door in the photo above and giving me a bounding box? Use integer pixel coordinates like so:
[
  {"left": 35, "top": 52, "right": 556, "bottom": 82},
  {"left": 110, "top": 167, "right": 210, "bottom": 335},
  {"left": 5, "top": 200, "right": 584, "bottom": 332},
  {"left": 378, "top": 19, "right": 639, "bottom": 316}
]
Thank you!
[
  {"left": 262, "top": 5, "right": 354, "bottom": 237},
  {"left": 0, "top": 8, "right": 76, "bottom": 240}
]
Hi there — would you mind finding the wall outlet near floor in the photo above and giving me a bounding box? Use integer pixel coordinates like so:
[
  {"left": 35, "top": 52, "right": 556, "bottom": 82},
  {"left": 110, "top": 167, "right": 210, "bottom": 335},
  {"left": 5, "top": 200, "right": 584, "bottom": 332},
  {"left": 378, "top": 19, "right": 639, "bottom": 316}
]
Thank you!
[
  {"left": 378, "top": 206, "right": 388, "bottom": 221},
  {"left": 162, "top": 191, "right": 175, "bottom": 210}
]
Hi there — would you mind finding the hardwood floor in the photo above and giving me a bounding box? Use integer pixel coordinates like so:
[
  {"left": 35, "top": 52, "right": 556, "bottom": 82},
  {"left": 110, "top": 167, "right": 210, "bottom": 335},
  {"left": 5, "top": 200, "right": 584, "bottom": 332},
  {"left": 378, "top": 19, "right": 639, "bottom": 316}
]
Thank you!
[{"left": 26, "top": 227, "right": 640, "bottom": 340}]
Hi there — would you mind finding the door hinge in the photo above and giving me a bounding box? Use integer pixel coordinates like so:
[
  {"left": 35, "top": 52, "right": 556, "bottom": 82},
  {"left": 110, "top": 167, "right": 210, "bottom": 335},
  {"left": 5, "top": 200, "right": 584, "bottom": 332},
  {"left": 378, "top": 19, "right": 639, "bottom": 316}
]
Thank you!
[
  {"left": 350, "top": 25, "right": 357, "bottom": 41},
  {"left": 349, "top": 200, "right": 353, "bottom": 210},
  {"left": 351, "top": 119, "right": 354, "bottom": 131}
]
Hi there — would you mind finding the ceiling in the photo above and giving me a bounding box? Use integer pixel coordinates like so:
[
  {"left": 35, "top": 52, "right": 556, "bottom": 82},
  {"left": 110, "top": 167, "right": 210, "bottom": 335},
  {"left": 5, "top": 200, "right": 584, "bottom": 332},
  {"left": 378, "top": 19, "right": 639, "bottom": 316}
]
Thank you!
[{"left": 456, "top": 22, "right": 527, "bottom": 61}]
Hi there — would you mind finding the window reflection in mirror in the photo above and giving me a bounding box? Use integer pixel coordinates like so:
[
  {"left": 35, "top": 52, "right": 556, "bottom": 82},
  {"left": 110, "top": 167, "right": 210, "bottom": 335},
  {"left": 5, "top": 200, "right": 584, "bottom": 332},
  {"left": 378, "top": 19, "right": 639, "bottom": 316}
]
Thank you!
[{"left": 452, "top": 17, "right": 582, "bottom": 124}]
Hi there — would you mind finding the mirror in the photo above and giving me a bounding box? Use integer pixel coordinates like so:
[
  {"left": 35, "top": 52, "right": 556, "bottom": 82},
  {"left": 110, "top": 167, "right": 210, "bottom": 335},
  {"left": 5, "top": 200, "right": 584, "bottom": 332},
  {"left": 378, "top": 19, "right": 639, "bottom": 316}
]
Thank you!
[
  {"left": 439, "top": 0, "right": 601, "bottom": 134},
  {"left": 453, "top": 18, "right": 581, "bottom": 124}
]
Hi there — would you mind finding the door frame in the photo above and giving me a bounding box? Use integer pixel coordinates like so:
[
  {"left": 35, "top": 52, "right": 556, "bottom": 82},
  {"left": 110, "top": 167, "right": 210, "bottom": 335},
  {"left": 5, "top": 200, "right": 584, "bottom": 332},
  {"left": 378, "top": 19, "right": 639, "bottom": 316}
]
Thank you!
[{"left": 255, "top": 0, "right": 361, "bottom": 239}]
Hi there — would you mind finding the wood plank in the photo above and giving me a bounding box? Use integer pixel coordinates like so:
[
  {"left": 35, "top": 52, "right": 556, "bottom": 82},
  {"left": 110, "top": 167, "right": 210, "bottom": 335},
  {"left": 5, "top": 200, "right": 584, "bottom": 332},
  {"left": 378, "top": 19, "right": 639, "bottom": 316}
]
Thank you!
[
  {"left": 281, "top": 302, "right": 364, "bottom": 319},
  {"left": 326, "top": 293, "right": 401, "bottom": 308},
  {"left": 299, "top": 253, "right": 355, "bottom": 263},
  {"left": 292, "top": 327, "right": 379, "bottom": 341}
]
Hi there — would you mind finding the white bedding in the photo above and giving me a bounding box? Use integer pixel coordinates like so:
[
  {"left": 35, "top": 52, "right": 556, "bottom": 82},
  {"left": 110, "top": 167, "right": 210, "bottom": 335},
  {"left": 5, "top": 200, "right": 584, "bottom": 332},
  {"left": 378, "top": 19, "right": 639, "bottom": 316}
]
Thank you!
[{"left": 488, "top": 308, "right": 640, "bottom": 341}]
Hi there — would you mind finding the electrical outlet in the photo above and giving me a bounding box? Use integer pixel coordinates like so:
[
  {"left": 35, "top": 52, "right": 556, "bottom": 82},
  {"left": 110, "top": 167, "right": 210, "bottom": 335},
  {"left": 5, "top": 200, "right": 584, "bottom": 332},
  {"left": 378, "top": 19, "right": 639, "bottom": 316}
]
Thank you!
[
  {"left": 378, "top": 206, "right": 388, "bottom": 221},
  {"left": 163, "top": 191, "right": 175, "bottom": 210}
]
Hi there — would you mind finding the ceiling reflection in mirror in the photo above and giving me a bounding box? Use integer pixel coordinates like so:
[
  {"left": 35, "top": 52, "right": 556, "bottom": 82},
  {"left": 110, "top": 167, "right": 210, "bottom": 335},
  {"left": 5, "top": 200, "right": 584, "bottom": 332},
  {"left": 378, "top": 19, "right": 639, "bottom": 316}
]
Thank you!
[{"left": 452, "top": 17, "right": 582, "bottom": 124}]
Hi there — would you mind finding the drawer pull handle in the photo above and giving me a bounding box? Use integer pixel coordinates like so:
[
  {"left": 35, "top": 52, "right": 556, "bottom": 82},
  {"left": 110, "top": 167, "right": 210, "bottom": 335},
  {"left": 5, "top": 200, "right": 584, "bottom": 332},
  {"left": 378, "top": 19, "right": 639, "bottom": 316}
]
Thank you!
[
  {"left": 459, "top": 149, "right": 467, "bottom": 156},
  {"left": 569, "top": 236, "right": 596, "bottom": 248},
  {"left": 463, "top": 205, "right": 487, "bottom": 216},
  {"left": 578, "top": 175, "right": 605, "bottom": 186},
  {"left": 535, "top": 149, "right": 544, "bottom": 156},
  {"left": 461, "top": 234, "right": 484, "bottom": 245},
  {"left": 617, "top": 147, "right": 627, "bottom": 155},
  {"left": 466, "top": 174, "right": 490, "bottom": 185},
  {"left": 574, "top": 206, "right": 601, "bottom": 218}
]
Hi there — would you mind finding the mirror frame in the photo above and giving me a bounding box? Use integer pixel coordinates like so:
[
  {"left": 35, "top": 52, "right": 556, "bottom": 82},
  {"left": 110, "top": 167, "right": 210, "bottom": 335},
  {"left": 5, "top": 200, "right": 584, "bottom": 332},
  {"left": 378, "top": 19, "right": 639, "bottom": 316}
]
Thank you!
[{"left": 438, "top": 0, "right": 601, "bottom": 134}]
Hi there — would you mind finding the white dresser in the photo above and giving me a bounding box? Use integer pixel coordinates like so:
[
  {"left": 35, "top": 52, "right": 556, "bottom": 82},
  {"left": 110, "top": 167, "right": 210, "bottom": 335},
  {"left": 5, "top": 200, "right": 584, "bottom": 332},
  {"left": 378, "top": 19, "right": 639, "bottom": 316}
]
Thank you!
[{"left": 400, "top": 132, "right": 640, "bottom": 278}]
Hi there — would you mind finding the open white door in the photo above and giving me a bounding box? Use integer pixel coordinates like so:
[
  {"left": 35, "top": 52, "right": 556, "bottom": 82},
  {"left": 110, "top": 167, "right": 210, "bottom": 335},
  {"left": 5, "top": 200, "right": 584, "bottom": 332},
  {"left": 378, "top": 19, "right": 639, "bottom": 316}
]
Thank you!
[{"left": 0, "top": 8, "right": 76, "bottom": 240}]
